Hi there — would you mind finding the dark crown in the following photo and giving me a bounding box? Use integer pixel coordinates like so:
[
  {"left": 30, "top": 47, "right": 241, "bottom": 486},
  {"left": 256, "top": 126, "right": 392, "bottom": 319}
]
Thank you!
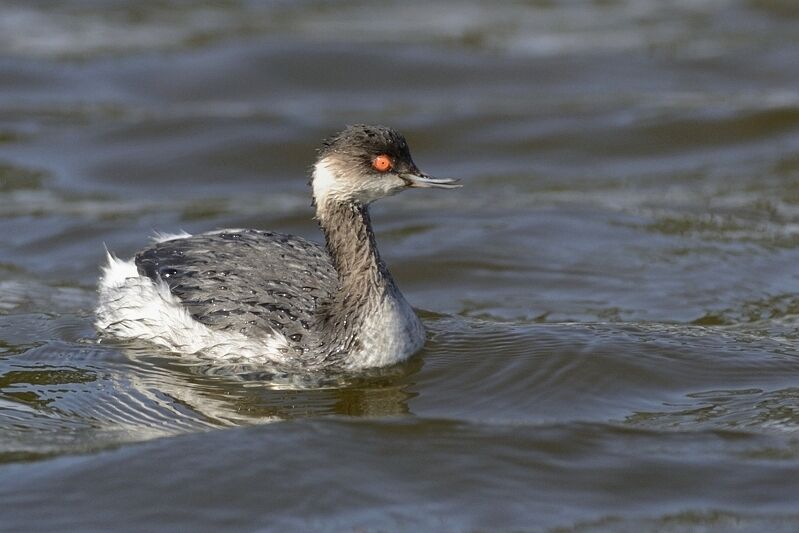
[{"left": 318, "top": 124, "right": 411, "bottom": 161}]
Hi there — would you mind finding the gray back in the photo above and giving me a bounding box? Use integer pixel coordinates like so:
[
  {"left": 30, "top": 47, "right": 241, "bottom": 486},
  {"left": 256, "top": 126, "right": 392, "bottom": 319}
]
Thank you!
[{"left": 135, "top": 230, "right": 337, "bottom": 356}]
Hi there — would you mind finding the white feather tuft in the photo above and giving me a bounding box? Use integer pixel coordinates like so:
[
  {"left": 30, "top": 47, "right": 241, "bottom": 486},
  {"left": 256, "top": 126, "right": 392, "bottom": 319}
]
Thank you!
[
  {"left": 150, "top": 230, "right": 192, "bottom": 243},
  {"left": 95, "top": 254, "right": 291, "bottom": 364}
]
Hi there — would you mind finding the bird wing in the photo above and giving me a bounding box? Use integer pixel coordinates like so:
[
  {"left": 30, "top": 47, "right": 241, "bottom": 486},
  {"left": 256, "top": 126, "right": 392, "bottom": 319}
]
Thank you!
[{"left": 134, "top": 229, "right": 337, "bottom": 348}]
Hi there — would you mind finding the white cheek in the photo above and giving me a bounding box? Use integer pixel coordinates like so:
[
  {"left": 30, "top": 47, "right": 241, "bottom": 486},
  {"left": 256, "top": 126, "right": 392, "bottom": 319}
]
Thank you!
[
  {"left": 312, "top": 159, "right": 404, "bottom": 206},
  {"left": 312, "top": 160, "right": 339, "bottom": 205},
  {"left": 353, "top": 175, "right": 405, "bottom": 204}
]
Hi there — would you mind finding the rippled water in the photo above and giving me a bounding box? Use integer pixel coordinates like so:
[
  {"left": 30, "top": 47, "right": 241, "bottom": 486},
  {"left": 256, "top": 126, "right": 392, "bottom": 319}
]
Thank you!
[{"left": 2, "top": 0, "right": 799, "bottom": 530}]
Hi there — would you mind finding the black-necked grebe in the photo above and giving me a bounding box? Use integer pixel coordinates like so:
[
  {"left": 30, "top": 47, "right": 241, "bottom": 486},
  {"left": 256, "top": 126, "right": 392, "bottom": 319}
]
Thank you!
[{"left": 96, "top": 125, "right": 460, "bottom": 370}]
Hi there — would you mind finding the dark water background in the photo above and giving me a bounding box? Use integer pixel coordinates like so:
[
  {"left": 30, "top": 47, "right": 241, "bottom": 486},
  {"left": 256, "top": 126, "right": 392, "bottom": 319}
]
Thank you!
[{"left": 2, "top": 1, "right": 799, "bottom": 531}]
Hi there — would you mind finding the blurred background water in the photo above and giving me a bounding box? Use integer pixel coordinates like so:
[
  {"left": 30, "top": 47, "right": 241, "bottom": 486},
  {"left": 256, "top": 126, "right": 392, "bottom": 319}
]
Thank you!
[{"left": 2, "top": 0, "right": 799, "bottom": 531}]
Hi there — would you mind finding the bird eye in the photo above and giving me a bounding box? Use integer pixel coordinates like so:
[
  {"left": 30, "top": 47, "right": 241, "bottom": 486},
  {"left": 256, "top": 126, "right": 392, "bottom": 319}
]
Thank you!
[{"left": 371, "top": 154, "right": 393, "bottom": 173}]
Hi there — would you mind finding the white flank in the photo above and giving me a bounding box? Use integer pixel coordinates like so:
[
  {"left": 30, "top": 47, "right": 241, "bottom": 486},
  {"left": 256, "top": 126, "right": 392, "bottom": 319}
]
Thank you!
[{"left": 95, "top": 252, "right": 291, "bottom": 363}]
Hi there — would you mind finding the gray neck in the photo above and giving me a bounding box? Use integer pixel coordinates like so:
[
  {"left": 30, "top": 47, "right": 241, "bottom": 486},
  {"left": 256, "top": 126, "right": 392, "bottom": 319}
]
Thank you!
[{"left": 316, "top": 200, "right": 398, "bottom": 351}]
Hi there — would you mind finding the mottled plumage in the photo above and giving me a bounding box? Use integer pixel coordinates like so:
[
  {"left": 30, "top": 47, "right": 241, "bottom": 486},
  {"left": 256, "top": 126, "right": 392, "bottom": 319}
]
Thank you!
[
  {"left": 96, "top": 124, "right": 459, "bottom": 370},
  {"left": 135, "top": 229, "right": 336, "bottom": 358}
]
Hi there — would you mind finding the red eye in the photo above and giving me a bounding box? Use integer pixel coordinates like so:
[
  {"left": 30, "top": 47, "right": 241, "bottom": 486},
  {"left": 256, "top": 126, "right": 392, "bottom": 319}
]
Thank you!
[{"left": 372, "top": 154, "right": 393, "bottom": 172}]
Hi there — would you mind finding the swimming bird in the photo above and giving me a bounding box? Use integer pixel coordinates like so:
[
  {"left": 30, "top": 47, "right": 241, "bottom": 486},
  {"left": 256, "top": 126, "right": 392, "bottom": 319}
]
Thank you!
[{"left": 96, "top": 124, "right": 460, "bottom": 370}]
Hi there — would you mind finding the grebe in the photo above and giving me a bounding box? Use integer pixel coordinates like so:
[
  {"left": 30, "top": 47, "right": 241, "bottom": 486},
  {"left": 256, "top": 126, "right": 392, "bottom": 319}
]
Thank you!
[{"left": 96, "top": 125, "right": 460, "bottom": 370}]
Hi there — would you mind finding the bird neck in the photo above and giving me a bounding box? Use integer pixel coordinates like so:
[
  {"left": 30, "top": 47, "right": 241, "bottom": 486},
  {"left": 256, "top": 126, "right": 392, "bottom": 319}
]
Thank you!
[
  {"left": 317, "top": 199, "right": 395, "bottom": 299},
  {"left": 309, "top": 160, "right": 425, "bottom": 365},
  {"left": 315, "top": 197, "right": 407, "bottom": 359}
]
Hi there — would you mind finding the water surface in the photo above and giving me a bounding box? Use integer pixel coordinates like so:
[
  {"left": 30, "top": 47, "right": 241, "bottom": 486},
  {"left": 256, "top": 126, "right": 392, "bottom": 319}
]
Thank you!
[{"left": 2, "top": 1, "right": 799, "bottom": 530}]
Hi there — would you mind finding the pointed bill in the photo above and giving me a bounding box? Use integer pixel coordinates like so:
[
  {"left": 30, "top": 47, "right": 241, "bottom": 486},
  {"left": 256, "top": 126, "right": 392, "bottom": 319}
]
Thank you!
[{"left": 400, "top": 172, "right": 461, "bottom": 189}]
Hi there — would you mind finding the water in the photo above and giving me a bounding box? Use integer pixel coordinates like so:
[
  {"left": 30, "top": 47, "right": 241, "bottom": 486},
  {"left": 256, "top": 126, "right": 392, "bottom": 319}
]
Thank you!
[{"left": 2, "top": 0, "right": 799, "bottom": 530}]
